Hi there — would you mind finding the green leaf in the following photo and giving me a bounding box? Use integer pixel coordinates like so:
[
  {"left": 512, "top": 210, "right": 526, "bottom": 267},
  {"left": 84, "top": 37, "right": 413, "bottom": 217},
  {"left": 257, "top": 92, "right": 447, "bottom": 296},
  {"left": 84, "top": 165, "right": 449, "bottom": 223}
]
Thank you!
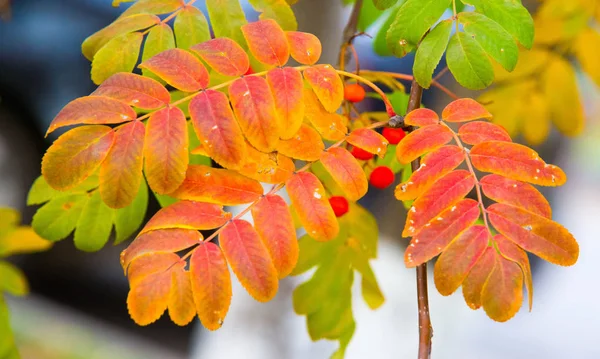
[
  {"left": 386, "top": 0, "right": 451, "bottom": 57},
  {"left": 330, "top": 321, "right": 356, "bottom": 359},
  {"left": 27, "top": 175, "right": 99, "bottom": 206},
  {"left": 375, "top": 144, "right": 404, "bottom": 173},
  {"left": 0, "top": 261, "right": 28, "bottom": 297},
  {"left": 413, "top": 19, "right": 452, "bottom": 88},
  {"left": 388, "top": 90, "right": 410, "bottom": 116},
  {"left": 446, "top": 32, "right": 494, "bottom": 90},
  {"left": 74, "top": 191, "right": 114, "bottom": 252},
  {"left": 114, "top": 179, "right": 148, "bottom": 244},
  {"left": 0, "top": 299, "right": 18, "bottom": 359},
  {"left": 345, "top": 203, "right": 378, "bottom": 258},
  {"left": 307, "top": 291, "right": 352, "bottom": 340},
  {"left": 174, "top": 6, "right": 211, "bottom": 50},
  {"left": 350, "top": 252, "right": 384, "bottom": 309},
  {"left": 472, "top": 0, "right": 534, "bottom": 49},
  {"left": 119, "top": 0, "right": 182, "bottom": 17},
  {"left": 31, "top": 194, "right": 88, "bottom": 241},
  {"left": 373, "top": 10, "right": 397, "bottom": 56},
  {"left": 310, "top": 161, "right": 344, "bottom": 196},
  {"left": 141, "top": 23, "right": 175, "bottom": 79},
  {"left": 206, "top": 0, "right": 248, "bottom": 46},
  {"left": 249, "top": 0, "right": 298, "bottom": 31},
  {"left": 290, "top": 234, "right": 327, "bottom": 276},
  {"left": 91, "top": 32, "right": 144, "bottom": 85},
  {"left": 459, "top": 11, "right": 518, "bottom": 71},
  {"left": 358, "top": 0, "right": 385, "bottom": 31},
  {"left": 373, "top": 0, "right": 398, "bottom": 10}
]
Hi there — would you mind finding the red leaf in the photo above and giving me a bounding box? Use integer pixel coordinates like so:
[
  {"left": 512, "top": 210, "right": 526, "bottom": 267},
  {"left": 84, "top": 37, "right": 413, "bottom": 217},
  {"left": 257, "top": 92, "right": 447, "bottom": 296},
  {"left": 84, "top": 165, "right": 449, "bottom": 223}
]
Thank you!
[
  {"left": 189, "top": 90, "right": 247, "bottom": 170},
  {"left": 93, "top": 73, "right": 170, "bottom": 110},
  {"left": 286, "top": 172, "right": 339, "bottom": 241},
  {"left": 266, "top": 67, "right": 304, "bottom": 139},
  {"left": 470, "top": 141, "right": 567, "bottom": 186},
  {"left": 144, "top": 106, "right": 189, "bottom": 194},
  {"left": 140, "top": 200, "right": 231, "bottom": 234},
  {"left": 47, "top": 96, "right": 136, "bottom": 135},
  {"left": 404, "top": 108, "right": 439, "bottom": 127},
  {"left": 346, "top": 128, "right": 389, "bottom": 156},
  {"left": 219, "top": 219, "right": 279, "bottom": 302},
  {"left": 138, "top": 48, "right": 209, "bottom": 91},
  {"left": 100, "top": 121, "right": 145, "bottom": 208},
  {"left": 458, "top": 121, "right": 511, "bottom": 145},
  {"left": 462, "top": 246, "right": 495, "bottom": 309},
  {"left": 480, "top": 174, "right": 551, "bottom": 218},
  {"left": 42, "top": 125, "right": 115, "bottom": 190},
  {"left": 169, "top": 164, "right": 264, "bottom": 205},
  {"left": 303, "top": 65, "right": 343, "bottom": 112},
  {"left": 277, "top": 124, "right": 324, "bottom": 161},
  {"left": 239, "top": 145, "right": 295, "bottom": 184},
  {"left": 191, "top": 38, "right": 250, "bottom": 77},
  {"left": 395, "top": 124, "right": 453, "bottom": 164},
  {"left": 319, "top": 147, "right": 368, "bottom": 201},
  {"left": 242, "top": 19, "right": 289, "bottom": 66},
  {"left": 252, "top": 194, "right": 299, "bottom": 278},
  {"left": 168, "top": 267, "right": 196, "bottom": 326},
  {"left": 481, "top": 252, "right": 523, "bottom": 322},
  {"left": 442, "top": 98, "right": 492, "bottom": 122},
  {"left": 285, "top": 31, "right": 322, "bottom": 65},
  {"left": 494, "top": 234, "right": 533, "bottom": 311},
  {"left": 229, "top": 76, "right": 280, "bottom": 152}
]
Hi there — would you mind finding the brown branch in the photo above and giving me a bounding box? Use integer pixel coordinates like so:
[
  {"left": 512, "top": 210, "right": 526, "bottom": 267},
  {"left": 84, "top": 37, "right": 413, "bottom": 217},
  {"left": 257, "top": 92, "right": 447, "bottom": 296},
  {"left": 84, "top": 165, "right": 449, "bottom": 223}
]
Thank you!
[{"left": 338, "top": 0, "right": 363, "bottom": 68}]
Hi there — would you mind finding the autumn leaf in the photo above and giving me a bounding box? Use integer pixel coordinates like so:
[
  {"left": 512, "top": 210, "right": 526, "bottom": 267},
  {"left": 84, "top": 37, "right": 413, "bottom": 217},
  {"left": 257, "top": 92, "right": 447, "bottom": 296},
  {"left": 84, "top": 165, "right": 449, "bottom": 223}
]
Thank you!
[
  {"left": 139, "top": 200, "right": 231, "bottom": 235},
  {"left": 139, "top": 48, "right": 210, "bottom": 91}
]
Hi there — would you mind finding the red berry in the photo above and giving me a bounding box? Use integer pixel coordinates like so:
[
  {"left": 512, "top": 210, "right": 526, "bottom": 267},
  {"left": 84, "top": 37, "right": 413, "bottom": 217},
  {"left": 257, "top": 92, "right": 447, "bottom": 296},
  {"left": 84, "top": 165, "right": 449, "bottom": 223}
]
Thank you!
[
  {"left": 350, "top": 146, "right": 374, "bottom": 160},
  {"left": 329, "top": 196, "right": 349, "bottom": 217},
  {"left": 369, "top": 166, "right": 395, "bottom": 189},
  {"left": 382, "top": 128, "right": 406, "bottom": 145},
  {"left": 344, "top": 84, "right": 366, "bottom": 103}
]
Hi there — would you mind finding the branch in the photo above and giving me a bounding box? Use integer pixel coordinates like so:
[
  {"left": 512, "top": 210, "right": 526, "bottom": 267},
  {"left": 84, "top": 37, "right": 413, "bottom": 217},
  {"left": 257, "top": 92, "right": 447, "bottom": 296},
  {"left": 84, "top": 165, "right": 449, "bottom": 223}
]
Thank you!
[{"left": 338, "top": 0, "right": 363, "bottom": 69}]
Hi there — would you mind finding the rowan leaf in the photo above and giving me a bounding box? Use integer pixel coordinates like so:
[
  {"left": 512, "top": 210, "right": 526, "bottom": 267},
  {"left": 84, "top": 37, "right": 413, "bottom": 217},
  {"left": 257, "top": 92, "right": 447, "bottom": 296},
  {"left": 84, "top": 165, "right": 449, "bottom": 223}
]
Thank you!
[
  {"left": 446, "top": 32, "right": 494, "bottom": 90},
  {"left": 191, "top": 38, "right": 250, "bottom": 77},
  {"left": 114, "top": 179, "right": 148, "bottom": 244},
  {"left": 285, "top": 31, "right": 322, "bottom": 65},
  {"left": 494, "top": 234, "right": 533, "bottom": 311},
  {"left": 93, "top": 73, "right": 170, "bottom": 110},
  {"left": 521, "top": 92, "right": 550, "bottom": 146},
  {"left": 395, "top": 124, "right": 453, "bottom": 164},
  {"left": 239, "top": 145, "right": 295, "bottom": 184},
  {"left": 0, "top": 208, "right": 19, "bottom": 229},
  {"left": 119, "top": 0, "right": 183, "bottom": 17},
  {"left": 442, "top": 98, "right": 492, "bottom": 122},
  {"left": 74, "top": 191, "right": 114, "bottom": 252},
  {"left": 303, "top": 65, "right": 344, "bottom": 113},
  {"left": 266, "top": 67, "right": 304, "bottom": 139},
  {"left": 480, "top": 174, "right": 551, "bottom": 219},
  {"left": 139, "top": 48, "right": 209, "bottom": 91},
  {"left": 574, "top": 28, "right": 600, "bottom": 87},
  {"left": 0, "top": 227, "right": 52, "bottom": 258},
  {"left": 458, "top": 121, "right": 511, "bottom": 145},
  {"left": 139, "top": 200, "right": 230, "bottom": 234},
  {"left": 205, "top": 0, "right": 248, "bottom": 45},
  {"left": 42, "top": 125, "right": 115, "bottom": 190},
  {"left": 141, "top": 24, "right": 176, "bottom": 80},
  {"left": 404, "top": 108, "right": 440, "bottom": 127},
  {"left": 167, "top": 268, "right": 196, "bottom": 326},
  {"left": 462, "top": 246, "right": 495, "bottom": 309},
  {"left": 144, "top": 106, "right": 189, "bottom": 194},
  {"left": 413, "top": 19, "right": 453, "bottom": 88},
  {"left": 174, "top": 5, "right": 211, "bottom": 50},
  {"left": 277, "top": 124, "right": 323, "bottom": 161},
  {"left": 248, "top": 0, "right": 298, "bottom": 31},
  {"left": 319, "top": 147, "right": 368, "bottom": 201},
  {"left": 304, "top": 89, "right": 347, "bottom": 141},
  {"left": 219, "top": 219, "right": 279, "bottom": 302},
  {"left": 91, "top": 32, "right": 144, "bottom": 85},
  {"left": 481, "top": 251, "right": 523, "bottom": 322},
  {"left": 0, "top": 262, "right": 28, "bottom": 297},
  {"left": 286, "top": 172, "right": 339, "bottom": 241},
  {"left": 473, "top": 0, "right": 534, "bottom": 49},
  {"left": 346, "top": 128, "right": 388, "bottom": 157},
  {"left": 31, "top": 194, "right": 88, "bottom": 241},
  {"left": 242, "top": 19, "right": 289, "bottom": 66}
]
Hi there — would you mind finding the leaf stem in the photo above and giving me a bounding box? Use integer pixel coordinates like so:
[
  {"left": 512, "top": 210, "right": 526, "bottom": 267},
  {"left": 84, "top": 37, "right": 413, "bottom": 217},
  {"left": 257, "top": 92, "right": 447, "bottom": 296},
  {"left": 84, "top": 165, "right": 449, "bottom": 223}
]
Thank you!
[
  {"left": 360, "top": 70, "right": 460, "bottom": 100},
  {"left": 141, "top": 0, "right": 198, "bottom": 35}
]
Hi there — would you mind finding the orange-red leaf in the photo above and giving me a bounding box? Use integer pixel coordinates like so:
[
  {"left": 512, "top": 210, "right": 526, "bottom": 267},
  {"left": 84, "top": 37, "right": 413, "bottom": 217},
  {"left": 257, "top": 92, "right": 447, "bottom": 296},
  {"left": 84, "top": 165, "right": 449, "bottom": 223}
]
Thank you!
[
  {"left": 404, "top": 108, "right": 439, "bottom": 127},
  {"left": 190, "top": 38, "right": 249, "bottom": 77},
  {"left": 127, "top": 252, "right": 180, "bottom": 285},
  {"left": 405, "top": 199, "right": 480, "bottom": 267},
  {"left": 42, "top": 125, "right": 115, "bottom": 190},
  {"left": 285, "top": 31, "right": 322, "bottom": 65},
  {"left": 346, "top": 128, "right": 388, "bottom": 156},
  {"left": 252, "top": 194, "right": 298, "bottom": 278},
  {"left": 286, "top": 172, "right": 339, "bottom": 241},
  {"left": 303, "top": 65, "right": 343, "bottom": 112},
  {"left": 395, "top": 145, "right": 465, "bottom": 201},
  {"left": 93, "top": 72, "right": 170, "bottom": 110},
  {"left": 238, "top": 145, "right": 295, "bottom": 184},
  {"left": 229, "top": 76, "right": 280, "bottom": 152},
  {"left": 319, "top": 147, "right": 368, "bottom": 201},
  {"left": 138, "top": 48, "right": 209, "bottom": 91},
  {"left": 303, "top": 88, "right": 347, "bottom": 141},
  {"left": 277, "top": 124, "right": 324, "bottom": 161},
  {"left": 480, "top": 174, "right": 551, "bottom": 218},
  {"left": 168, "top": 267, "right": 196, "bottom": 326},
  {"left": 139, "top": 200, "right": 231, "bottom": 234},
  {"left": 219, "top": 219, "right": 278, "bottom": 302},
  {"left": 144, "top": 106, "right": 189, "bottom": 194},
  {"left": 403, "top": 170, "right": 475, "bottom": 237},
  {"left": 462, "top": 246, "right": 495, "bottom": 309},
  {"left": 458, "top": 121, "right": 511, "bottom": 145},
  {"left": 487, "top": 203, "right": 579, "bottom": 266},
  {"left": 266, "top": 67, "right": 304, "bottom": 139},
  {"left": 169, "top": 164, "right": 264, "bottom": 205},
  {"left": 470, "top": 141, "right": 567, "bottom": 186},
  {"left": 189, "top": 90, "right": 247, "bottom": 170},
  {"left": 242, "top": 19, "right": 289, "bottom": 66},
  {"left": 442, "top": 98, "right": 492, "bottom": 122},
  {"left": 46, "top": 96, "right": 135, "bottom": 135},
  {"left": 494, "top": 234, "right": 533, "bottom": 311},
  {"left": 100, "top": 121, "right": 145, "bottom": 208},
  {"left": 190, "top": 242, "right": 232, "bottom": 330},
  {"left": 434, "top": 225, "right": 489, "bottom": 295},
  {"left": 396, "top": 124, "right": 453, "bottom": 164},
  {"left": 481, "top": 252, "right": 523, "bottom": 322}
]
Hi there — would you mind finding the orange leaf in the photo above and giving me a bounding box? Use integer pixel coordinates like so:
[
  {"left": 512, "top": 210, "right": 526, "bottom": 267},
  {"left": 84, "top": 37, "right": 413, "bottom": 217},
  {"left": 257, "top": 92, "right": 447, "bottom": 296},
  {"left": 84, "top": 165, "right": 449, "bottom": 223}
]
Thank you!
[
  {"left": 286, "top": 172, "right": 339, "bottom": 241},
  {"left": 303, "top": 88, "right": 347, "bottom": 141},
  {"left": 191, "top": 38, "right": 249, "bottom": 77},
  {"left": 277, "top": 124, "right": 324, "bottom": 161},
  {"left": 470, "top": 141, "right": 566, "bottom": 186},
  {"left": 190, "top": 242, "right": 232, "bottom": 330},
  {"left": 189, "top": 90, "right": 247, "bottom": 170},
  {"left": 138, "top": 48, "right": 209, "bottom": 91},
  {"left": 252, "top": 194, "right": 298, "bottom": 278},
  {"left": 404, "top": 108, "right": 439, "bottom": 127},
  {"left": 93, "top": 73, "right": 170, "bottom": 110},
  {"left": 487, "top": 203, "right": 579, "bottom": 266},
  {"left": 285, "top": 31, "right": 322, "bottom": 65},
  {"left": 242, "top": 19, "right": 289, "bottom": 66},
  {"left": 139, "top": 200, "right": 231, "bottom": 234},
  {"left": 458, "top": 121, "right": 511, "bottom": 145},
  {"left": 442, "top": 98, "right": 492, "bottom": 122},
  {"left": 169, "top": 164, "right": 264, "bottom": 205},
  {"left": 319, "top": 147, "right": 368, "bottom": 201},
  {"left": 127, "top": 252, "right": 180, "bottom": 285},
  {"left": 238, "top": 145, "right": 295, "bottom": 184},
  {"left": 168, "top": 267, "right": 196, "bottom": 326},
  {"left": 219, "top": 219, "right": 279, "bottom": 302},
  {"left": 144, "top": 106, "right": 189, "bottom": 194},
  {"left": 462, "top": 246, "right": 495, "bottom": 310},
  {"left": 266, "top": 67, "right": 304, "bottom": 139},
  {"left": 303, "top": 65, "right": 343, "bottom": 112},
  {"left": 100, "top": 121, "right": 145, "bottom": 208},
  {"left": 405, "top": 199, "right": 480, "bottom": 267},
  {"left": 395, "top": 145, "right": 464, "bottom": 201},
  {"left": 229, "top": 76, "right": 280, "bottom": 152},
  {"left": 434, "top": 225, "right": 489, "bottom": 295},
  {"left": 481, "top": 252, "right": 523, "bottom": 322},
  {"left": 480, "top": 174, "right": 551, "bottom": 218},
  {"left": 494, "top": 234, "right": 533, "bottom": 311},
  {"left": 42, "top": 125, "right": 115, "bottom": 190},
  {"left": 403, "top": 170, "right": 475, "bottom": 237},
  {"left": 46, "top": 96, "right": 135, "bottom": 135},
  {"left": 395, "top": 124, "right": 453, "bottom": 164},
  {"left": 346, "top": 128, "right": 388, "bottom": 156}
]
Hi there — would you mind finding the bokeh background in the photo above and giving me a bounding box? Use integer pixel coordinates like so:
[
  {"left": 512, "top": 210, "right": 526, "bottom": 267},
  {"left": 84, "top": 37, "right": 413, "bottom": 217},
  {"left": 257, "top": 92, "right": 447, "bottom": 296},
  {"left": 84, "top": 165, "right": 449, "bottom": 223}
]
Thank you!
[{"left": 1, "top": 0, "right": 599, "bottom": 358}]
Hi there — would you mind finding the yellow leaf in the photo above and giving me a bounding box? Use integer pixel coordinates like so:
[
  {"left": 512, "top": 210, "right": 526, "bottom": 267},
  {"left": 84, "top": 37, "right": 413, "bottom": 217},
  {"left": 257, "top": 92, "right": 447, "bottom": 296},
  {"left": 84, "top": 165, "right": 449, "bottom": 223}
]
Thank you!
[
  {"left": 0, "top": 227, "right": 52, "bottom": 257},
  {"left": 574, "top": 28, "right": 600, "bottom": 87},
  {"left": 521, "top": 92, "right": 550, "bottom": 146}
]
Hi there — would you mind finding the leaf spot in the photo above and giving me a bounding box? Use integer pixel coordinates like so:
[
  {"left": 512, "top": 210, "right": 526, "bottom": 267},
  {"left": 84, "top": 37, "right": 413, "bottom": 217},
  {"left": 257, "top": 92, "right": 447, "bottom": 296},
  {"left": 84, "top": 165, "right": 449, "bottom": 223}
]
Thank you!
[{"left": 523, "top": 225, "right": 533, "bottom": 231}]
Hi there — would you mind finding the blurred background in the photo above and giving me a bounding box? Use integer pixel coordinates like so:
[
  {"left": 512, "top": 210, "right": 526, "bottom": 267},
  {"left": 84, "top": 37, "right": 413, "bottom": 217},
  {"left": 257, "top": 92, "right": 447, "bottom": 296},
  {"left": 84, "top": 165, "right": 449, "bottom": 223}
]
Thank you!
[{"left": 1, "top": 0, "right": 599, "bottom": 358}]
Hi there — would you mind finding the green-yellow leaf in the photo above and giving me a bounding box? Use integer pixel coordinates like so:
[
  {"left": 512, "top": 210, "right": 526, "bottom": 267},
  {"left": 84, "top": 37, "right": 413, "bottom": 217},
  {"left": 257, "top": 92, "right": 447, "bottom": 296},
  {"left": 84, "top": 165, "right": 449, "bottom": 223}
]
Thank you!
[
  {"left": 248, "top": 0, "right": 298, "bottom": 31},
  {"left": 31, "top": 194, "right": 88, "bottom": 242},
  {"left": 74, "top": 191, "right": 114, "bottom": 252},
  {"left": 206, "top": 0, "right": 248, "bottom": 46},
  {"left": 174, "top": 6, "right": 211, "bottom": 50},
  {"left": 91, "top": 32, "right": 144, "bottom": 85},
  {"left": 114, "top": 179, "right": 148, "bottom": 244},
  {"left": 446, "top": 32, "right": 494, "bottom": 90},
  {"left": 0, "top": 209, "right": 19, "bottom": 230},
  {"left": 0, "top": 227, "right": 52, "bottom": 258},
  {"left": 413, "top": 19, "right": 452, "bottom": 88},
  {"left": 141, "top": 23, "right": 175, "bottom": 80},
  {"left": 27, "top": 174, "right": 99, "bottom": 206},
  {"left": 0, "top": 261, "right": 28, "bottom": 297},
  {"left": 119, "top": 0, "right": 183, "bottom": 18},
  {"left": 473, "top": 0, "right": 534, "bottom": 49}
]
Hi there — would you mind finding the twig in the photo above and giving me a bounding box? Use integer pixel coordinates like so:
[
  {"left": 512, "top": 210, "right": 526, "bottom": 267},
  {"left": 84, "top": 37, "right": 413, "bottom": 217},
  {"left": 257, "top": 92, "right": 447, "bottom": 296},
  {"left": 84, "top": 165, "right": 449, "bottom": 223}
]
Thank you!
[{"left": 338, "top": 0, "right": 363, "bottom": 69}]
